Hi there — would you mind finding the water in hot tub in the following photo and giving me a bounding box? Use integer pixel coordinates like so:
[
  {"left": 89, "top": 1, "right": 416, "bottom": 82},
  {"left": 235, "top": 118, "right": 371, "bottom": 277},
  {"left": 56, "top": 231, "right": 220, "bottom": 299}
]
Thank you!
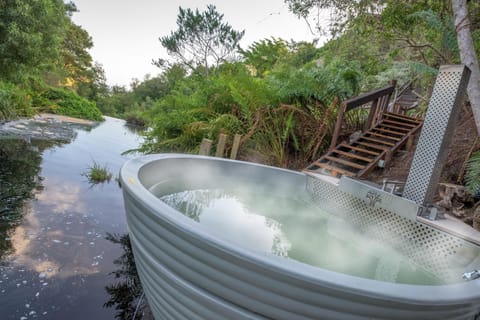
[{"left": 158, "top": 187, "right": 447, "bottom": 285}]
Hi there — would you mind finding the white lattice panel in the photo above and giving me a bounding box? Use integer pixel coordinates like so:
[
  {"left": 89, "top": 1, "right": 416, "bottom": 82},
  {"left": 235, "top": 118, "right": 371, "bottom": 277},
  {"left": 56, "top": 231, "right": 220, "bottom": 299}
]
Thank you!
[
  {"left": 306, "top": 176, "right": 478, "bottom": 282},
  {"left": 403, "top": 65, "right": 471, "bottom": 206}
]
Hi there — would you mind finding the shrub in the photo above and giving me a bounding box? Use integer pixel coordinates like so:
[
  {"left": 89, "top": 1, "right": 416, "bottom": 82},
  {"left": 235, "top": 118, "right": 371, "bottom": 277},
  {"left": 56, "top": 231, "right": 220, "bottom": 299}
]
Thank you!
[
  {"left": 0, "top": 81, "right": 33, "bottom": 120},
  {"left": 40, "top": 87, "right": 103, "bottom": 121}
]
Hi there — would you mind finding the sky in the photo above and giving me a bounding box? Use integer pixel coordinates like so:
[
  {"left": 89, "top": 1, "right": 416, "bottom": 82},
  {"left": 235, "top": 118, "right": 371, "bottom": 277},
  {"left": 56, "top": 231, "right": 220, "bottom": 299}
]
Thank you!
[{"left": 71, "top": 0, "right": 320, "bottom": 87}]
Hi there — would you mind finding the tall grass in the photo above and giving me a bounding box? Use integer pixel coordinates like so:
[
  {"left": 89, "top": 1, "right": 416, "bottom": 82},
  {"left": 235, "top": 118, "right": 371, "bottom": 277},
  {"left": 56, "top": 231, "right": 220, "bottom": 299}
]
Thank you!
[{"left": 82, "top": 161, "right": 112, "bottom": 184}]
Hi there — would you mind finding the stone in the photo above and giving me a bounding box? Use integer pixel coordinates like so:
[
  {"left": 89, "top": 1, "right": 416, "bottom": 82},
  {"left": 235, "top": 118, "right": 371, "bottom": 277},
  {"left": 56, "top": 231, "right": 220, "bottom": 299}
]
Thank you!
[
  {"left": 436, "top": 183, "right": 474, "bottom": 218},
  {"left": 472, "top": 206, "right": 480, "bottom": 231}
]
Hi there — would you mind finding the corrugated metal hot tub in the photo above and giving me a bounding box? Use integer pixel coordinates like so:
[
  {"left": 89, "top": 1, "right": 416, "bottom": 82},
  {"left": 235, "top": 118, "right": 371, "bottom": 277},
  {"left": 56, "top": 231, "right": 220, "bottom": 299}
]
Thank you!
[{"left": 120, "top": 154, "right": 480, "bottom": 320}]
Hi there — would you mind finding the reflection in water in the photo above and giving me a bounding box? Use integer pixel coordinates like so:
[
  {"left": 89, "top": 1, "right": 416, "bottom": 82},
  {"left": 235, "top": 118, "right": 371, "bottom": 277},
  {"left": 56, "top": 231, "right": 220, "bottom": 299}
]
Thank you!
[
  {"left": 0, "top": 117, "right": 144, "bottom": 319},
  {"left": 161, "top": 189, "right": 291, "bottom": 257},
  {"left": 104, "top": 233, "right": 146, "bottom": 320},
  {"left": 0, "top": 139, "right": 60, "bottom": 260},
  {"left": 160, "top": 188, "right": 444, "bottom": 285}
]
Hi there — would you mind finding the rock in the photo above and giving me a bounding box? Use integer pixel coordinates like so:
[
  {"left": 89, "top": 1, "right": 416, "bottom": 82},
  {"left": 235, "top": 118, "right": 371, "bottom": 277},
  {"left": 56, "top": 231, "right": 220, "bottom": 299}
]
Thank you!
[
  {"left": 349, "top": 130, "right": 362, "bottom": 144},
  {"left": 473, "top": 205, "right": 480, "bottom": 231},
  {"left": 436, "top": 183, "right": 474, "bottom": 218}
]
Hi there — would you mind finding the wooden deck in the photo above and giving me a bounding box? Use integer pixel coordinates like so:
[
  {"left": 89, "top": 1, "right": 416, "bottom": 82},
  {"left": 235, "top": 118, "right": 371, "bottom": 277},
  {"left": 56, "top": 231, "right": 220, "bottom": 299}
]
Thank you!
[{"left": 305, "top": 83, "right": 423, "bottom": 178}]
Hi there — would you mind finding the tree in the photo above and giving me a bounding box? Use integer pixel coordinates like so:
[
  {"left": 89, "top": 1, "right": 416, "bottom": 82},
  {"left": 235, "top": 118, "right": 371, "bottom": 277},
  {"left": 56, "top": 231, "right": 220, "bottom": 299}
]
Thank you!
[
  {"left": 155, "top": 5, "right": 245, "bottom": 75},
  {"left": 240, "top": 38, "right": 289, "bottom": 77},
  {"left": 0, "top": 0, "right": 68, "bottom": 82},
  {"left": 286, "top": 0, "right": 480, "bottom": 134},
  {"left": 452, "top": 0, "right": 480, "bottom": 135},
  {"left": 61, "top": 21, "right": 94, "bottom": 86},
  {"left": 285, "top": 0, "right": 385, "bottom": 37}
]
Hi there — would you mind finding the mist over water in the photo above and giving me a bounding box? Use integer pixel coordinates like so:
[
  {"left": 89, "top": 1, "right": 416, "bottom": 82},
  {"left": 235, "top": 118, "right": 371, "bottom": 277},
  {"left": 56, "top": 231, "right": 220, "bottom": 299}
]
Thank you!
[{"left": 156, "top": 186, "right": 444, "bottom": 285}]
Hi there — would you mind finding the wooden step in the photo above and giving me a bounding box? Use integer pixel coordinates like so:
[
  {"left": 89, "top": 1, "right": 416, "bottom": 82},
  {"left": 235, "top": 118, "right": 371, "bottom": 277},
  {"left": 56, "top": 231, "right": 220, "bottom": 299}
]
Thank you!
[
  {"left": 371, "top": 127, "right": 405, "bottom": 137},
  {"left": 355, "top": 141, "right": 389, "bottom": 150},
  {"left": 377, "top": 122, "right": 411, "bottom": 132},
  {"left": 396, "top": 97, "right": 418, "bottom": 103},
  {"left": 384, "top": 112, "right": 421, "bottom": 123},
  {"left": 382, "top": 118, "right": 417, "bottom": 128},
  {"left": 383, "top": 113, "right": 421, "bottom": 125},
  {"left": 360, "top": 136, "right": 395, "bottom": 146},
  {"left": 310, "top": 162, "right": 356, "bottom": 176},
  {"left": 331, "top": 149, "right": 374, "bottom": 162},
  {"left": 339, "top": 143, "right": 381, "bottom": 156},
  {"left": 366, "top": 131, "right": 402, "bottom": 141},
  {"left": 324, "top": 156, "right": 366, "bottom": 169}
]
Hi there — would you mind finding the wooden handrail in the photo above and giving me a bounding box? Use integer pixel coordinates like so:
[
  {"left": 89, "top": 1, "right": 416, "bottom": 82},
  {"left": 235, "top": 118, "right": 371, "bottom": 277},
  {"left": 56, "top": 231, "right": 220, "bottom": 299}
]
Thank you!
[
  {"left": 329, "top": 84, "right": 395, "bottom": 150},
  {"left": 344, "top": 85, "right": 395, "bottom": 112}
]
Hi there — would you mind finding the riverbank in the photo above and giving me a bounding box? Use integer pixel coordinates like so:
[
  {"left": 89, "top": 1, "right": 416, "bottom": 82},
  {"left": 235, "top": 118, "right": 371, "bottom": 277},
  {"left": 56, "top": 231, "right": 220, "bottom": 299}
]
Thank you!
[{"left": 0, "top": 113, "right": 98, "bottom": 141}]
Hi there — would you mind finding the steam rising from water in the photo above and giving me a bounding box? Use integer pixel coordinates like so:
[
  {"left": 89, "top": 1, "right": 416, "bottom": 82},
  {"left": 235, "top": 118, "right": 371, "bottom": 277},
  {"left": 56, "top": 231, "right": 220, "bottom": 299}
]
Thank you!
[
  {"left": 161, "top": 189, "right": 291, "bottom": 257},
  {"left": 156, "top": 185, "right": 443, "bottom": 285}
]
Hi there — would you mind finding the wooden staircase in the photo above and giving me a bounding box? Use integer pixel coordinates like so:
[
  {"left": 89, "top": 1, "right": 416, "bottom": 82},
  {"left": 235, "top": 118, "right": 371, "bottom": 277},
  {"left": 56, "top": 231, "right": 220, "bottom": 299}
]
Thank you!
[{"left": 305, "top": 82, "right": 424, "bottom": 178}]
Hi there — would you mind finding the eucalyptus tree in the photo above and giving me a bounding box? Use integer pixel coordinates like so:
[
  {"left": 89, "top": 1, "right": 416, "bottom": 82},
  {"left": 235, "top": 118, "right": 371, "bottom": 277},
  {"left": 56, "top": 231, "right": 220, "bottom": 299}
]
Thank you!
[
  {"left": 452, "top": 0, "right": 480, "bottom": 135},
  {"left": 155, "top": 5, "right": 245, "bottom": 75},
  {"left": 285, "top": 0, "right": 385, "bottom": 37}
]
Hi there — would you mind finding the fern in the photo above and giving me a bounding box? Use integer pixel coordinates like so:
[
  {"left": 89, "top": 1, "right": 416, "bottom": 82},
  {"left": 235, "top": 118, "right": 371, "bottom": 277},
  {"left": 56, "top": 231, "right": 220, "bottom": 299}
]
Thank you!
[{"left": 465, "top": 151, "right": 480, "bottom": 194}]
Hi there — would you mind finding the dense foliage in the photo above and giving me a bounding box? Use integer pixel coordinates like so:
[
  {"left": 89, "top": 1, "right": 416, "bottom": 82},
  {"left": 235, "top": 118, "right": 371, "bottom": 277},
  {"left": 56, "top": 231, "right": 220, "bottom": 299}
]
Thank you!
[
  {"left": 97, "top": 2, "right": 479, "bottom": 169},
  {"left": 4, "top": 1, "right": 478, "bottom": 172},
  {"left": 39, "top": 87, "right": 103, "bottom": 121},
  {"left": 0, "top": 0, "right": 106, "bottom": 121},
  {"left": 0, "top": 81, "right": 33, "bottom": 120}
]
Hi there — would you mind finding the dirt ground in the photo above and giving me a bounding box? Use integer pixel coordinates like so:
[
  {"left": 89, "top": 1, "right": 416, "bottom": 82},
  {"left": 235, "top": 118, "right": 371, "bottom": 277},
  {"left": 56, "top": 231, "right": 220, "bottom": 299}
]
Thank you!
[
  {"left": 34, "top": 113, "right": 97, "bottom": 125},
  {"left": 369, "top": 103, "right": 479, "bottom": 185},
  {"left": 368, "top": 102, "right": 480, "bottom": 227}
]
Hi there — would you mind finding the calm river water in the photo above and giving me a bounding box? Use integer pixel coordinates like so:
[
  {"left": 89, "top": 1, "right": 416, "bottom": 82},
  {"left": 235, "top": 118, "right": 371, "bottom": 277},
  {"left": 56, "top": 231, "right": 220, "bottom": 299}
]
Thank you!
[{"left": 0, "top": 117, "right": 143, "bottom": 319}]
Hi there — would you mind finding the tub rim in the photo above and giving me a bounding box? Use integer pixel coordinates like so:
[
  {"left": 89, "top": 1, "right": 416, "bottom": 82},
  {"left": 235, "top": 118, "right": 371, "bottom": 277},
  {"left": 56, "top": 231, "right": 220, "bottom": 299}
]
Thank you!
[{"left": 120, "top": 153, "right": 480, "bottom": 305}]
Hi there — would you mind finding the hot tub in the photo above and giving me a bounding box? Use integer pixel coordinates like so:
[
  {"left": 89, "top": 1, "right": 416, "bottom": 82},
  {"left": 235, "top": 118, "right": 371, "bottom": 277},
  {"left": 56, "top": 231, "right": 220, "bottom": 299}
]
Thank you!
[{"left": 120, "top": 154, "right": 480, "bottom": 320}]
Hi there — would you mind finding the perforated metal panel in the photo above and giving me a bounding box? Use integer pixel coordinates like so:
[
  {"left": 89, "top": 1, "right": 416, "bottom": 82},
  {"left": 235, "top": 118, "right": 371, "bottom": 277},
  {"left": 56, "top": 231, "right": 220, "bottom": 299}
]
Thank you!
[
  {"left": 403, "top": 65, "right": 471, "bottom": 206},
  {"left": 306, "top": 176, "right": 479, "bottom": 282}
]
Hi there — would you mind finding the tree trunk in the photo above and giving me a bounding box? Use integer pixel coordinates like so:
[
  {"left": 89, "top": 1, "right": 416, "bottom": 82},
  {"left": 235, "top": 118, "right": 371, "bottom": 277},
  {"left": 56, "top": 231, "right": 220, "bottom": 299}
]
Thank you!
[{"left": 452, "top": 0, "right": 480, "bottom": 135}]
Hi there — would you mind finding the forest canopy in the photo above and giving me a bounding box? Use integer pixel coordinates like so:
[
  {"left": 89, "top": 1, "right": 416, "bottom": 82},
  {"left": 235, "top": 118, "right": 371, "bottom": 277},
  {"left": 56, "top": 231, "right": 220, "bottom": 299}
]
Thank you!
[{"left": 0, "top": 0, "right": 104, "bottom": 121}]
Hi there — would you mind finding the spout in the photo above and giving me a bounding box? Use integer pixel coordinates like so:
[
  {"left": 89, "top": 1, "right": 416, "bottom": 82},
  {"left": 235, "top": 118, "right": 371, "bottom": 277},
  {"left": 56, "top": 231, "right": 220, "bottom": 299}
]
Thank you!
[{"left": 462, "top": 270, "right": 480, "bottom": 281}]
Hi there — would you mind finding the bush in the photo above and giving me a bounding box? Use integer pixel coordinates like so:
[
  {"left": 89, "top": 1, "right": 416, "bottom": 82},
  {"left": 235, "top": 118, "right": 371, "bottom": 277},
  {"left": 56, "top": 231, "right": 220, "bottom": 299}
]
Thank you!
[
  {"left": 124, "top": 109, "right": 147, "bottom": 127},
  {"left": 0, "top": 81, "right": 34, "bottom": 120},
  {"left": 40, "top": 87, "right": 103, "bottom": 121}
]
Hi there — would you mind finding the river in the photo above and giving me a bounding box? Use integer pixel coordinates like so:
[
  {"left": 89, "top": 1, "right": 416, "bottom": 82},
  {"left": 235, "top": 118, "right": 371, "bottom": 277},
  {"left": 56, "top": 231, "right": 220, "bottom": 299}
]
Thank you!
[{"left": 0, "top": 117, "right": 144, "bottom": 319}]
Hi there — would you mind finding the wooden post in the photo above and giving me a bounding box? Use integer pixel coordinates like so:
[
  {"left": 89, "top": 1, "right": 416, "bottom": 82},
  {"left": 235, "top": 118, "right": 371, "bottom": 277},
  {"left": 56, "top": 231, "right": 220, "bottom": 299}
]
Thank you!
[
  {"left": 199, "top": 138, "right": 212, "bottom": 155},
  {"left": 215, "top": 133, "right": 227, "bottom": 157},
  {"left": 365, "top": 98, "right": 379, "bottom": 131},
  {"left": 384, "top": 149, "right": 393, "bottom": 167},
  {"left": 230, "top": 134, "right": 242, "bottom": 159},
  {"left": 330, "top": 103, "right": 346, "bottom": 150},
  {"left": 406, "top": 135, "right": 415, "bottom": 151}
]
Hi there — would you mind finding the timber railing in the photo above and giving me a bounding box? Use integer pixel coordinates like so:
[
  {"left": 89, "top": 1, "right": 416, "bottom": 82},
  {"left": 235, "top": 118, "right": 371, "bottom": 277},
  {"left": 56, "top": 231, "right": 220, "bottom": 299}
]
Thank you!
[{"left": 329, "top": 83, "right": 396, "bottom": 150}]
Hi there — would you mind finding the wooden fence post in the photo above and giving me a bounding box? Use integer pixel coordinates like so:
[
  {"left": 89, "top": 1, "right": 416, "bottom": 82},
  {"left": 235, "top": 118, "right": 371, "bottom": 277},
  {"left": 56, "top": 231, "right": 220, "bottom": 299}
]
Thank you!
[
  {"left": 230, "top": 134, "right": 242, "bottom": 159},
  {"left": 215, "top": 133, "right": 227, "bottom": 157},
  {"left": 199, "top": 138, "right": 212, "bottom": 155}
]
